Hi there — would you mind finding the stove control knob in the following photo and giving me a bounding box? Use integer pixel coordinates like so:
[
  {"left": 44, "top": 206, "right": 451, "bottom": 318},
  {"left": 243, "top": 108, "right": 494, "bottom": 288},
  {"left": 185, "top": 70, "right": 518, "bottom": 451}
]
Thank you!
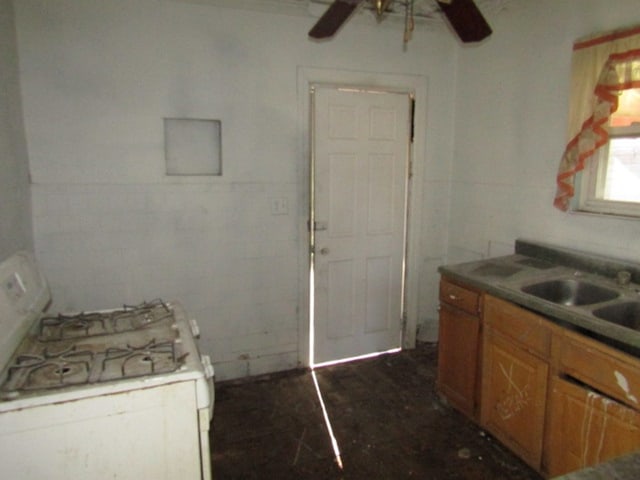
[
  {"left": 201, "top": 354, "right": 215, "bottom": 379},
  {"left": 189, "top": 318, "right": 201, "bottom": 338}
]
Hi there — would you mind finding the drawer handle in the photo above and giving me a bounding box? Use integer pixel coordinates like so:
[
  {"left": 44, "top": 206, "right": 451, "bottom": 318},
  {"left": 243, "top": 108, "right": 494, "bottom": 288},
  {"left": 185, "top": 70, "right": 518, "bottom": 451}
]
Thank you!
[{"left": 448, "top": 294, "right": 457, "bottom": 300}]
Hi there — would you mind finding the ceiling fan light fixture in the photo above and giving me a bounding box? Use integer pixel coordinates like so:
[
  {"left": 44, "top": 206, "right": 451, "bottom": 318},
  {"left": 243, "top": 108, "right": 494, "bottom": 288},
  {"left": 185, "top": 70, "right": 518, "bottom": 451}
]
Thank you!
[
  {"left": 308, "top": 0, "right": 492, "bottom": 43},
  {"left": 373, "top": 0, "right": 394, "bottom": 16},
  {"left": 436, "top": 0, "right": 492, "bottom": 42}
]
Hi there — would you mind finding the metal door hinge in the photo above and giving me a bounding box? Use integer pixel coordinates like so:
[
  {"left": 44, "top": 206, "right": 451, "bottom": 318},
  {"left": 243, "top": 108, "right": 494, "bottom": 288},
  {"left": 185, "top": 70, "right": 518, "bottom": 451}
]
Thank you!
[{"left": 307, "top": 220, "right": 328, "bottom": 232}]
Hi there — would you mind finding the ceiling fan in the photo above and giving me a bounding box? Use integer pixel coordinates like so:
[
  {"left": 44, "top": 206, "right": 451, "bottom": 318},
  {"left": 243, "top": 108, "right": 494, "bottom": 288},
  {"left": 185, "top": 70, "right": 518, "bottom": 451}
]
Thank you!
[{"left": 309, "top": 0, "right": 492, "bottom": 43}]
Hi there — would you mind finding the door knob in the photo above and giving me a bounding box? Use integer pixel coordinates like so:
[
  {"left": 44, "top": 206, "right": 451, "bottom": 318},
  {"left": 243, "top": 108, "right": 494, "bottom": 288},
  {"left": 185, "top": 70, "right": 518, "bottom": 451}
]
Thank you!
[{"left": 320, "top": 247, "right": 330, "bottom": 255}]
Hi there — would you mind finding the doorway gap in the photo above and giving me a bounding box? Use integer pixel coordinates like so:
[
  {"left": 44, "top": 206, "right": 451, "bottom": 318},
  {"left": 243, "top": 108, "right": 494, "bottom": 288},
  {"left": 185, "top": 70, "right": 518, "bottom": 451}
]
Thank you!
[{"left": 307, "top": 258, "right": 402, "bottom": 470}]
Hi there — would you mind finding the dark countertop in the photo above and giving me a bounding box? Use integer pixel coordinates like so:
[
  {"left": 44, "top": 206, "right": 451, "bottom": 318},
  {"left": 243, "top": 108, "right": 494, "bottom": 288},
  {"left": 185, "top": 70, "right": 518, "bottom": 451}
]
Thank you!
[{"left": 438, "top": 239, "right": 640, "bottom": 480}]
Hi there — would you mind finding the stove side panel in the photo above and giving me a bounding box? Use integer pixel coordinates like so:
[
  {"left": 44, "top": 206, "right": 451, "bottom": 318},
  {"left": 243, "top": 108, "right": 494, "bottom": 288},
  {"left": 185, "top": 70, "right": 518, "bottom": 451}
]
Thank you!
[{"left": 0, "top": 381, "right": 203, "bottom": 479}]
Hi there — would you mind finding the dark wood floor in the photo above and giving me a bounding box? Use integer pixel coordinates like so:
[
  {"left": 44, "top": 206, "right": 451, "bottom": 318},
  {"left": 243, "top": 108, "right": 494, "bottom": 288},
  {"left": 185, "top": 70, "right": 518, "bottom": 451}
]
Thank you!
[{"left": 211, "top": 343, "right": 543, "bottom": 479}]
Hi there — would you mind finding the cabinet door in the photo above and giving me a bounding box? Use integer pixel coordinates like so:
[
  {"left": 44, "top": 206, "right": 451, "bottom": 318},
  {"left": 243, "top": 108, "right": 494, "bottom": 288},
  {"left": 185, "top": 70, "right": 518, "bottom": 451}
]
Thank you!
[
  {"left": 545, "top": 376, "right": 640, "bottom": 477},
  {"left": 437, "top": 302, "right": 480, "bottom": 418},
  {"left": 481, "top": 331, "right": 548, "bottom": 470}
]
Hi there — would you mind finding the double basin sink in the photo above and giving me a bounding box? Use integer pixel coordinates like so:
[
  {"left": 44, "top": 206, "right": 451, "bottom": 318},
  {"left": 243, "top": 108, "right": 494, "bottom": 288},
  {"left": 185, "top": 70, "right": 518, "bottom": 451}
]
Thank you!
[
  {"left": 468, "top": 256, "right": 640, "bottom": 335},
  {"left": 521, "top": 278, "right": 640, "bottom": 330}
]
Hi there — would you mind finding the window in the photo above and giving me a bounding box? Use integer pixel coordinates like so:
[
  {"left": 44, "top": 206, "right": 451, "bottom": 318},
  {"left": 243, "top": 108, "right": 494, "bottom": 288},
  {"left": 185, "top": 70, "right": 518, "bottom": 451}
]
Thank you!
[
  {"left": 578, "top": 88, "right": 640, "bottom": 216},
  {"left": 554, "top": 25, "right": 640, "bottom": 213}
]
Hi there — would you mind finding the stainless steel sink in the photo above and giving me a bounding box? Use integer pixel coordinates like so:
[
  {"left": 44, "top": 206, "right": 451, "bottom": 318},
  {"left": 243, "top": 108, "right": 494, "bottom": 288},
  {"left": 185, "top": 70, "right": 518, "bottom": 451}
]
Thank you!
[
  {"left": 520, "top": 279, "right": 619, "bottom": 306},
  {"left": 592, "top": 302, "right": 640, "bottom": 330}
]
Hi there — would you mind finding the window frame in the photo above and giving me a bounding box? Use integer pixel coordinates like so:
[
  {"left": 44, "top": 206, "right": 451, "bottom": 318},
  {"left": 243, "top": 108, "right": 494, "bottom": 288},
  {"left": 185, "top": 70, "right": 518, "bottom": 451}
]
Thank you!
[{"left": 576, "top": 101, "right": 640, "bottom": 218}]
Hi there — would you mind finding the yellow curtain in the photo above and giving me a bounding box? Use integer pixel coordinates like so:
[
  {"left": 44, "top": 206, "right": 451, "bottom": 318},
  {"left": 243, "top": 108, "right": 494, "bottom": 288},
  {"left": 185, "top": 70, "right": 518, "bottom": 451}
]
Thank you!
[{"left": 554, "top": 25, "right": 640, "bottom": 211}]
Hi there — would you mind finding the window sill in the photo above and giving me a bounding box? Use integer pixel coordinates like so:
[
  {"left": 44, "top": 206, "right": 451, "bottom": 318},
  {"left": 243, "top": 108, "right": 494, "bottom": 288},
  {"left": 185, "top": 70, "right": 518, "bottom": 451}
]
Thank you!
[{"left": 570, "top": 208, "right": 640, "bottom": 222}]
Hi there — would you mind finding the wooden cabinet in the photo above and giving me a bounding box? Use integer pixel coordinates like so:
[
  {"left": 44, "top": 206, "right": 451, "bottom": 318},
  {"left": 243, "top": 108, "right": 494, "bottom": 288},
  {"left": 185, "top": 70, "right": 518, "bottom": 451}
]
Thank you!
[
  {"left": 438, "top": 275, "right": 640, "bottom": 477},
  {"left": 544, "top": 330, "right": 640, "bottom": 477},
  {"left": 437, "top": 277, "right": 482, "bottom": 420},
  {"left": 481, "top": 295, "right": 553, "bottom": 470}
]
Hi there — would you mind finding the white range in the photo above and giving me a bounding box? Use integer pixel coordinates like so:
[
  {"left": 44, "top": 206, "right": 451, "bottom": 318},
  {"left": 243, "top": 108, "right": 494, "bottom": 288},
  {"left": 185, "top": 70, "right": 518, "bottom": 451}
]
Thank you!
[{"left": 0, "top": 251, "right": 214, "bottom": 480}]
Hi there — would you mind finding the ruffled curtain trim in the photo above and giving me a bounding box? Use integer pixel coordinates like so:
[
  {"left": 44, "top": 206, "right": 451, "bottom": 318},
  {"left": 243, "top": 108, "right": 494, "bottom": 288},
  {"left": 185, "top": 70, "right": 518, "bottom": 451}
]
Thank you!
[{"left": 554, "top": 49, "right": 640, "bottom": 211}]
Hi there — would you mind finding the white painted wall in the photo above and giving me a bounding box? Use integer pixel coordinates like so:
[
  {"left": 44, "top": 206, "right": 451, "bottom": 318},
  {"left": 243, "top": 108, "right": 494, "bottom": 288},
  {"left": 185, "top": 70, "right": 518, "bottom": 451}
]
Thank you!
[
  {"left": 0, "top": 0, "right": 32, "bottom": 260},
  {"left": 11, "top": 0, "right": 640, "bottom": 375},
  {"left": 13, "top": 0, "right": 640, "bottom": 376},
  {"left": 448, "top": 0, "right": 640, "bottom": 269},
  {"left": 14, "top": 0, "right": 457, "bottom": 379}
]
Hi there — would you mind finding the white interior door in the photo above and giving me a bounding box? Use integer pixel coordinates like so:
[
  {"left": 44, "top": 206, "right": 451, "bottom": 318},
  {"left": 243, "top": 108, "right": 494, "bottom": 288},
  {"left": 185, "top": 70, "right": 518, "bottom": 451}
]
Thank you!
[{"left": 312, "top": 85, "right": 411, "bottom": 365}]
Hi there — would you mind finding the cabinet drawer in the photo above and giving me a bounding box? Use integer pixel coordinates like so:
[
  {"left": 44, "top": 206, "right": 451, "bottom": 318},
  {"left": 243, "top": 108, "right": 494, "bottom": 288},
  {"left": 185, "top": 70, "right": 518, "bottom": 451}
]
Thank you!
[
  {"left": 545, "top": 375, "right": 640, "bottom": 477},
  {"left": 560, "top": 331, "right": 640, "bottom": 410},
  {"left": 484, "top": 295, "right": 551, "bottom": 358},
  {"left": 440, "top": 278, "right": 480, "bottom": 315}
]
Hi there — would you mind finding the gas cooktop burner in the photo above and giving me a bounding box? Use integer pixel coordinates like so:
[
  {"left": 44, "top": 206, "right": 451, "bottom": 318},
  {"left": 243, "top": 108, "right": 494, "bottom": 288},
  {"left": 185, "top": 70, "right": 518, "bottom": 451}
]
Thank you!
[
  {"left": 2, "top": 339, "right": 182, "bottom": 396},
  {"left": 0, "top": 298, "right": 188, "bottom": 398},
  {"left": 102, "top": 339, "right": 179, "bottom": 379},
  {"left": 4, "top": 346, "right": 95, "bottom": 392},
  {"left": 38, "top": 299, "right": 174, "bottom": 341}
]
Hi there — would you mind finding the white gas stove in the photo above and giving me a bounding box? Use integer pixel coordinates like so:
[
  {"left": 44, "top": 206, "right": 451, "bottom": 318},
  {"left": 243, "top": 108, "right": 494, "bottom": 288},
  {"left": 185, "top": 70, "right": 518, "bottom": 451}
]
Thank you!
[{"left": 0, "top": 252, "right": 214, "bottom": 480}]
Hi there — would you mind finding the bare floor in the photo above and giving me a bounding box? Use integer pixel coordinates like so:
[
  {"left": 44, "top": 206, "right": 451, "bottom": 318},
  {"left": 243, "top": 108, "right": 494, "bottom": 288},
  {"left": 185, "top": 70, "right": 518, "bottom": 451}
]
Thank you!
[{"left": 211, "top": 342, "right": 543, "bottom": 479}]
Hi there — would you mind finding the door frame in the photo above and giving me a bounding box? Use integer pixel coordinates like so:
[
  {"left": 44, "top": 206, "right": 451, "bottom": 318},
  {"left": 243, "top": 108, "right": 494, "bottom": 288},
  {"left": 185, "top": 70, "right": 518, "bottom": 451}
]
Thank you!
[{"left": 296, "top": 66, "right": 428, "bottom": 368}]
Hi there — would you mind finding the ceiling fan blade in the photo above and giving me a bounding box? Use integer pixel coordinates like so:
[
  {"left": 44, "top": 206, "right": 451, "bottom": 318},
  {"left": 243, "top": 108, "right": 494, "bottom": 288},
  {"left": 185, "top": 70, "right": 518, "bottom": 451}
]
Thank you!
[
  {"left": 437, "top": 0, "right": 492, "bottom": 43},
  {"left": 309, "top": 0, "right": 366, "bottom": 39}
]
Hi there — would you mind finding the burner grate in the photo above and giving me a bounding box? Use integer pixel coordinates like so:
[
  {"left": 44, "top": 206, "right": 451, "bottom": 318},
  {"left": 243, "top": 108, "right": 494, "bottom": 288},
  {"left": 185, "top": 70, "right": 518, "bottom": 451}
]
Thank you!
[
  {"left": 38, "top": 299, "right": 174, "bottom": 341},
  {"left": 1, "top": 299, "right": 185, "bottom": 396},
  {"left": 5, "top": 346, "right": 94, "bottom": 391},
  {"left": 39, "top": 312, "right": 108, "bottom": 340},
  {"left": 102, "top": 339, "right": 178, "bottom": 379},
  {"left": 113, "top": 299, "right": 173, "bottom": 332}
]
